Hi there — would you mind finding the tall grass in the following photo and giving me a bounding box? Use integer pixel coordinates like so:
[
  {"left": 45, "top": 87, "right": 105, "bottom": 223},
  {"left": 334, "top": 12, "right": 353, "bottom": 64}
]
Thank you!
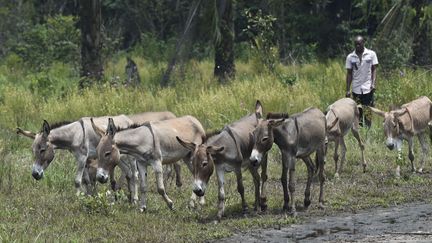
[{"left": 0, "top": 58, "right": 432, "bottom": 241}]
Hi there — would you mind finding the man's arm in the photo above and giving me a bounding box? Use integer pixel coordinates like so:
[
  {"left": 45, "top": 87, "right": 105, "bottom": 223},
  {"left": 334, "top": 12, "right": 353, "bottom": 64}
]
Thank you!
[
  {"left": 371, "top": 64, "right": 377, "bottom": 90},
  {"left": 346, "top": 69, "right": 353, "bottom": 97}
]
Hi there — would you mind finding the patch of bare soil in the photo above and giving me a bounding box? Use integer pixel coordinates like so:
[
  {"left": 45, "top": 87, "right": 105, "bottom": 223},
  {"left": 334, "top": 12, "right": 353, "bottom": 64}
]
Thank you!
[{"left": 218, "top": 202, "right": 432, "bottom": 242}]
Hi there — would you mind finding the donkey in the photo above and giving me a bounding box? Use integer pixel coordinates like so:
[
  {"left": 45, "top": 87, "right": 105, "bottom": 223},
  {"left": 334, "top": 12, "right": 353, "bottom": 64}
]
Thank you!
[
  {"left": 16, "top": 111, "right": 176, "bottom": 198},
  {"left": 177, "top": 101, "right": 268, "bottom": 221},
  {"left": 16, "top": 116, "right": 132, "bottom": 195},
  {"left": 91, "top": 115, "right": 206, "bottom": 211},
  {"left": 370, "top": 96, "right": 432, "bottom": 176},
  {"left": 326, "top": 98, "right": 366, "bottom": 177},
  {"left": 249, "top": 107, "right": 326, "bottom": 215}
]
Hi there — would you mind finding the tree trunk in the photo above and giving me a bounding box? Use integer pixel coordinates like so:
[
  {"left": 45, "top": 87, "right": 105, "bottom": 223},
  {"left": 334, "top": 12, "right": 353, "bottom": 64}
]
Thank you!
[
  {"left": 79, "top": 0, "right": 103, "bottom": 89},
  {"left": 214, "top": 0, "right": 235, "bottom": 83},
  {"left": 411, "top": 0, "right": 431, "bottom": 67}
]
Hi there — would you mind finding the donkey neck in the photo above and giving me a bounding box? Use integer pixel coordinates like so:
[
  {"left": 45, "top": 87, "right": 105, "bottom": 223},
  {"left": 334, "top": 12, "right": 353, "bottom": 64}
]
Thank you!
[
  {"left": 48, "top": 121, "right": 83, "bottom": 150},
  {"left": 114, "top": 126, "right": 153, "bottom": 156}
]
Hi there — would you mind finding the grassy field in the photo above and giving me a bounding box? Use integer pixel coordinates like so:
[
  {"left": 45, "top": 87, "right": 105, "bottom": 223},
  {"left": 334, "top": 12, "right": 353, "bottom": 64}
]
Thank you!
[{"left": 0, "top": 58, "right": 432, "bottom": 242}]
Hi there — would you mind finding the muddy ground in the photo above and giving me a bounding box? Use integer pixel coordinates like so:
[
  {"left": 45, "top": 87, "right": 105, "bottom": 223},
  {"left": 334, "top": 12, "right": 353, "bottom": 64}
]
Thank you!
[{"left": 218, "top": 202, "right": 432, "bottom": 242}]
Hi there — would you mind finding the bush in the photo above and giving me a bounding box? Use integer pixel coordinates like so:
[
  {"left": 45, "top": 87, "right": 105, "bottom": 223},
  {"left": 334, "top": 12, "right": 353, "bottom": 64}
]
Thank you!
[{"left": 12, "top": 15, "right": 80, "bottom": 71}]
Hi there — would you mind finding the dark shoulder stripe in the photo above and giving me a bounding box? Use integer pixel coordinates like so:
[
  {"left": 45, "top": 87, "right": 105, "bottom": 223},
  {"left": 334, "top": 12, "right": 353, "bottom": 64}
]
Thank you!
[
  {"left": 266, "top": 112, "right": 289, "bottom": 119},
  {"left": 45, "top": 121, "right": 74, "bottom": 131}
]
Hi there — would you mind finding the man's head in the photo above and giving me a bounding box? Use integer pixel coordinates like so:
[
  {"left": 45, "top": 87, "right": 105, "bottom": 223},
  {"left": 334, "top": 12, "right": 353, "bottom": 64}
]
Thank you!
[{"left": 354, "top": 35, "right": 365, "bottom": 53}]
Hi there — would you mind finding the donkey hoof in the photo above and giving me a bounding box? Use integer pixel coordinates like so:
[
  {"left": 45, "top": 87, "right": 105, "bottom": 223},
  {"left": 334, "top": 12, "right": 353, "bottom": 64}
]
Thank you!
[
  {"left": 304, "top": 199, "right": 311, "bottom": 209},
  {"left": 318, "top": 202, "right": 326, "bottom": 209},
  {"left": 168, "top": 203, "right": 175, "bottom": 211},
  {"left": 139, "top": 206, "right": 147, "bottom": 212},
  {"left": 417, "top": 168, "right": 423, "bottom": 174},
  {"left": 242, "top": 207, "right": 249, "bottom": 215},
  {"left": 285, "top": 210, "right": 297, "bottom": 217}
]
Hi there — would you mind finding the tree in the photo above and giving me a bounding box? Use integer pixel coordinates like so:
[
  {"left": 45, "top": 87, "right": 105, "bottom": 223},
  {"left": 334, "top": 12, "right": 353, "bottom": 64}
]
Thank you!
[
  {"left": 411, "top": 0, "right": 432, "bottom": 67},
  {"left": 214, "top": 0, "right": 235, "bottom": 83},
  {"left": 79, "top": 0, "right": 103, "bottom": 89}
]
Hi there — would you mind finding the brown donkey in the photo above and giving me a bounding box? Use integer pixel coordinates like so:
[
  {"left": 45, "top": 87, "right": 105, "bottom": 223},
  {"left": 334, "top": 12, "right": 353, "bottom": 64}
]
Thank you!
[
  {"left": 91, "top": 115, "right": 206, "bottom": 211},
  {"left": 326, "top": 98, "right": 366, "bottom": 177},
  {"left": 370, "top": 96, "right": 432, "bottom": 176}
]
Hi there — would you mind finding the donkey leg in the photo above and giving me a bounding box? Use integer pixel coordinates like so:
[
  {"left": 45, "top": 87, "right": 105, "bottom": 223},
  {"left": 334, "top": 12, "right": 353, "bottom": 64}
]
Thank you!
[
  {"left": 74, "top": 154, "right": 87, "bottom": 196},
  {"left": 333, "top": 140, "right": 340, "bottom": 178},
  {"left": 302, "top": 156, "right": 314, "bottom": 210},
  {"left": 174, "top": 162, "right": 182, "bottom": 188},
  {"left": 417, "top": 133, "right": 428, "bottom": 173},
  {"left": 235, "top": 168, "right": 248, "bottom": 214},
  {"left": 339, "top": 137, "right": 347, "bottom": 173},
  {"left": 317, "top": 144, "right": 326, "bottom": 209},
  {"left": 352, "top": 126, "right": 366, "bottom": 172},
  {"left": 117, "top": 157, "right": 137, "bottom": 203},
  {"left": 248, "top": 166, "right": 261, "bottom": 212},
  {"left": 260, "top": 153, "right": 269, "bottom": 211},
  {"left": 129, "top": 159, "right": 139, "bottom": 203},
  {"left": 288, "top": 168, "right": 297, "bottom": 216},
  {"left": 136, "top": 161, "right": 148, "bottom": 211},
  {"left": 281, "top": 152, "right": 290, "bottom": 211},
  {"left": 407, "top": 137, "right": 416, "bottom": 172},
  {"left": 216, "top": 165, "right": 226, "bottom": 221},
  {"left": 152, "top": 160, "right": 174, "bottom": 210}
]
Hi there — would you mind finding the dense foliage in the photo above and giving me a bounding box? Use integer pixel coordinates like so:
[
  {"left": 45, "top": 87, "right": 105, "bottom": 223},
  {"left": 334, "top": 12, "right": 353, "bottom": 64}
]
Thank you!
[{"left": 1, "top": 0, "right": 431, "bottom": 76}]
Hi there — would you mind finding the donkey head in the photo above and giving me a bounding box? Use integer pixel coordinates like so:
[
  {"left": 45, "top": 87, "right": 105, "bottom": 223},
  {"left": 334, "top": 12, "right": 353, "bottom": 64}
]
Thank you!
[
  {"left": 250, "top": 118, "right": 285, "bottom": 166},
  {"left": 370, "top": 106, "right": 407, "bottom": 150},
  {"left": 17, "top": 120, "right": 55, "bottom": 180},
  {"left": 176, "top": 136, "right": 223, "bottom": 197},
  {"left": 91, "top": 118, "right": 121, "bottom": 183}
]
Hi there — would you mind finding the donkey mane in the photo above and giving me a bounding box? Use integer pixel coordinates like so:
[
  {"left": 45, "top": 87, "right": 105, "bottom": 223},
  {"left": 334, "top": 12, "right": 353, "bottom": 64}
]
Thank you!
[
  {"left": 43, "top": 121, "right": 74, "bottom": 131},
  {"left": 266, "top": 112, "right": 289, "bottom": 119},
  {"left": 389, "top": 104, "right": 401, "bottom": 111},
  {"left": 116, "top": 122, "right": 151, "bottom": 132},
  {"left": 203, "top": 129, "right": 222, "bottom": 143}
]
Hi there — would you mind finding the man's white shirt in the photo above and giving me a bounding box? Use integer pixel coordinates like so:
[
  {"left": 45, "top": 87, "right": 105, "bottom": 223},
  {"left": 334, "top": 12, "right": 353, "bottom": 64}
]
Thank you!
[{"left": 345, "top": 48, "right": 378, "bottom": 95}]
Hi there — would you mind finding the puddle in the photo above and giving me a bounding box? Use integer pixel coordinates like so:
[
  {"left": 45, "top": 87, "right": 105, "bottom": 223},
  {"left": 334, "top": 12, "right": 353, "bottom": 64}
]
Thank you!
[{"left": 217, "top": 202, "right": 432, "bottom": 242}]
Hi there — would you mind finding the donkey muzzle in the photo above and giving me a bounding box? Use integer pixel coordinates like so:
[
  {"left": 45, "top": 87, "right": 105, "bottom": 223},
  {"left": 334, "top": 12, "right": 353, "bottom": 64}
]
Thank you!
[
  {"left": 193, "top": 188, "right": 205, "bottom": 197},
  {"left": 250, "top": 149, "right": 262, "bottom": 167},
  {"left": 96, "top": 169, "right": 109, "bottom": 183},
  {"left": 193, "top": 181, "right": 205, "bottom": 197},
  {"left": 32, "top": 170, "right": 43, "bottom": 180},
  {"left": 32, "top": 164, "right": 44, "bottom": 180}
]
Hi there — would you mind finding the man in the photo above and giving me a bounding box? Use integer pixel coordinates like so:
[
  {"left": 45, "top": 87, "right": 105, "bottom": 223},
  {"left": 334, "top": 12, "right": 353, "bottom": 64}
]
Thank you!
[{"left": 345, "top": 35, "right": 378, "bottom": 128}]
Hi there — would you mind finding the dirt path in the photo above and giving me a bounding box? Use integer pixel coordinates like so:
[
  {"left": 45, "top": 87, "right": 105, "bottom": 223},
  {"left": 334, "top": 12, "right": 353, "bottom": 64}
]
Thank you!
[{"left": 218, "top": 202, "right": 432, "bottom": 242}]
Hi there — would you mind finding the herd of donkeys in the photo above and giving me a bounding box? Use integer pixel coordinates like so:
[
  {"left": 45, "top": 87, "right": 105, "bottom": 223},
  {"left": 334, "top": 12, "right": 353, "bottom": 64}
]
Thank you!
[{"left": 16, "top": 96, "right": 432, "bottom": 220}]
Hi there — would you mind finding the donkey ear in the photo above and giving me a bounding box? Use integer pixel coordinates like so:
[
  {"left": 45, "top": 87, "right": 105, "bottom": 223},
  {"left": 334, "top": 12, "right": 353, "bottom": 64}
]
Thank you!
[
  {"left": 42, "top": 120, "right": 50, "bottom": 138},
  {"left": 255, "top": 100, "right": 263, "bottom": 119},
  {"left": 393, "top": 108, "right": 408, "bottom": 117},
  {"left": 369, "top": 107, "right": 386, "bottom": 117},
  {"left": 16, "top": 128, "right": 36, "bottom": 139},
  {"left": 90, "top": 118, "right": 105, "bottom": 137},
  {"left": 268, "top": 118, "right": 285, "bottom": 127},
  {"left": 107, "top": 118, "right": 117, "bottom": 137},
  {"left": 176, "top": 136, "right": 196, "bottom": 151},
  {"left": 207, "top": 145, "right": 224, "bottom": 154}
]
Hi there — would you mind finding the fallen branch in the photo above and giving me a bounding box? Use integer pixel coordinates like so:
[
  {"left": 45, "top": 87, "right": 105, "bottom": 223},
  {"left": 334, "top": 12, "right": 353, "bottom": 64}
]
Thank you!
[{"left": 384, "top": 231, "right": 432, "bottom": 236}]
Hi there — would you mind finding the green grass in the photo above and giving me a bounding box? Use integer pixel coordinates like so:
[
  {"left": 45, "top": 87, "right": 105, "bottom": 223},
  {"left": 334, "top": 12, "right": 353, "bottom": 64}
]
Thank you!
[{"left": 0, "top": 58, "right": 432, "bottom": 241}]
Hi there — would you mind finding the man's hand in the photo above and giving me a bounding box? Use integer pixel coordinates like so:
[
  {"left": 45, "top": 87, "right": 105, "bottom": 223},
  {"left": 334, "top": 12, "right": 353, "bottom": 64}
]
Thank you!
[{"left": 345, "top": 91, "right": 351, "bottom": 98}]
